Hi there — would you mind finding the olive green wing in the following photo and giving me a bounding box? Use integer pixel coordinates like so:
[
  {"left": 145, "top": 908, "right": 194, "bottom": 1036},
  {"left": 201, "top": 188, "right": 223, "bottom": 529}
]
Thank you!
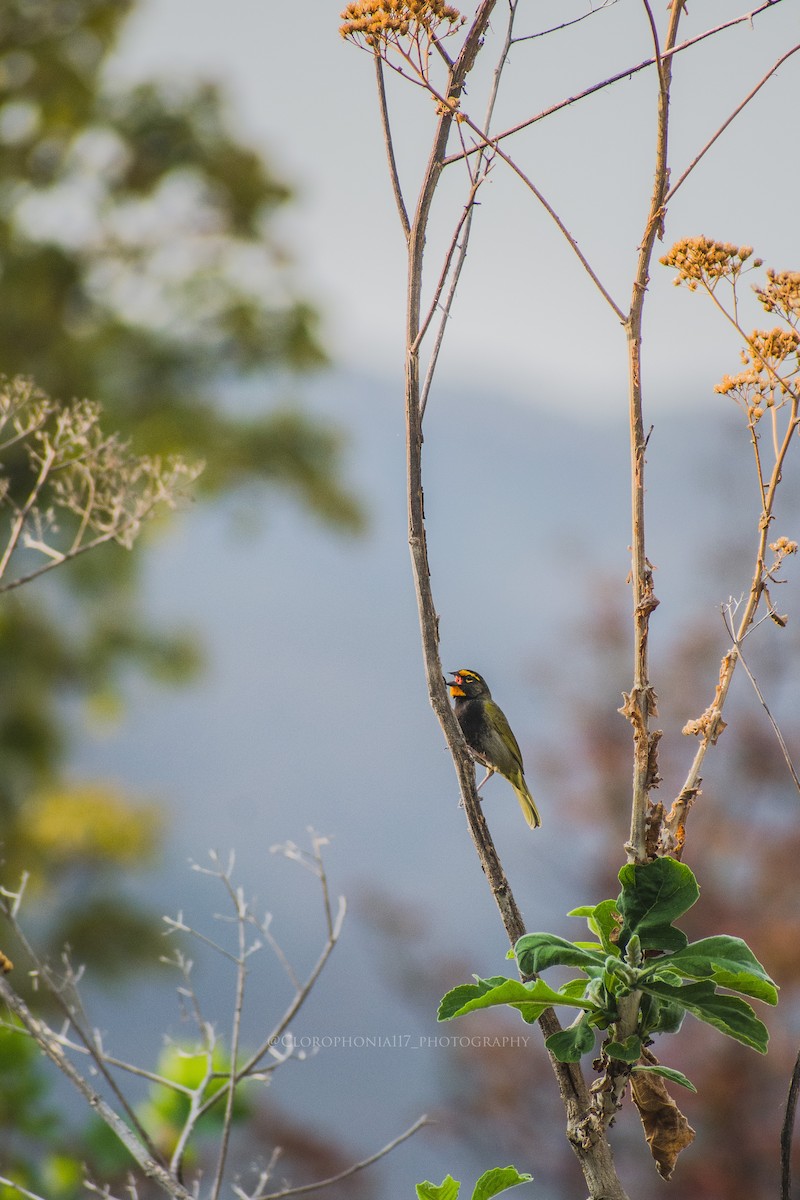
[{"left": 483, "top": 699, "right": 525, "bottom": 777}]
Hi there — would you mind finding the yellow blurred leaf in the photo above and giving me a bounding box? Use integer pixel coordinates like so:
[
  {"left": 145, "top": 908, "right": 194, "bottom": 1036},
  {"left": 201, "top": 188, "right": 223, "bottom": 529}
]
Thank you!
[{"left": 25, "top": 783, "right": 161, "bottom": 867}]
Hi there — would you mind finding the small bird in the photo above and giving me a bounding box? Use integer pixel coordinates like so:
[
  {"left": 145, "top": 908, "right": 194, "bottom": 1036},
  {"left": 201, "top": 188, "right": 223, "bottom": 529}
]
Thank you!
[{"left": 446, "top": 668, "right": 541, "bottom": 829}]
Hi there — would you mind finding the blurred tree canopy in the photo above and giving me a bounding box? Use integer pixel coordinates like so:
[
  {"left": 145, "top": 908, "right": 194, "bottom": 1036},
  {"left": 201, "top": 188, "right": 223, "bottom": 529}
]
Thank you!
[{"left": 0, "top": 0, "right": 362, "bottom": 969}]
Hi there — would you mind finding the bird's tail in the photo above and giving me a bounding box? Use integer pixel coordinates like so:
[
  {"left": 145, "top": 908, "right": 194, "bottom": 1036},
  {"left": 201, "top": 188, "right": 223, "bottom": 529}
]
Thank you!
[{"left": 512, "top": 774, "right": 541, "bottom": 829}]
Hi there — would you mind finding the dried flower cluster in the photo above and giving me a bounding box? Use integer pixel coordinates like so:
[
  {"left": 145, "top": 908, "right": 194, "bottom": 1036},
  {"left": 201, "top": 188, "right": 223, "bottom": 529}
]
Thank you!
[
  {"left": 769, "top": 535, "right": 798, "bottom": 556},
  {"left": 715, "top": 326, "right": 799, "bottom": 421},
  {"left": 754, "top": 269, "right": 800, "bottom": 327},
  {"left": 0, "top": 375, "right": 202, "bottom": 591},
  {"left": 339, "top": 0, "right": 464, "bottom": 47},
  {"left": 768, "top": 535, "right": 798, "bottom": 578},
  {"left": 659, "top": 237, "right": 762, "bottom": 291},
  {"left": 660, "top": 243, "right": 800, "bottom": 426}
]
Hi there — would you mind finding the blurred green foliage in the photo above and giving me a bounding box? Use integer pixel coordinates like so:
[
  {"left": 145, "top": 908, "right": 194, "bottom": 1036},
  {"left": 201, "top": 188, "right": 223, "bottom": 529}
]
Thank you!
[
  {"left": 0, "top": 1026, "right": 252, "bottom": 1197},
  {"left": 0, "top": 0, "right": 363, "bottom": 973}
]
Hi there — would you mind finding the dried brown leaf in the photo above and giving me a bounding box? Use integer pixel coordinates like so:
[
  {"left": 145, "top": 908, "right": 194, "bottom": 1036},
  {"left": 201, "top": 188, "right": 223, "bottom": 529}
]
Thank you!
[{"left": 630, "top": 1051, "right": 696, "bottom": 1180}]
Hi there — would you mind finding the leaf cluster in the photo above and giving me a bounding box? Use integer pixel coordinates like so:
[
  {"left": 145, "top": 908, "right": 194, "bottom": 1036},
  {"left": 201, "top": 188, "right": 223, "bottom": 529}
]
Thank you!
[
  {"left": 416, "top": 1166, "right": 532, "bottom": 1200},
  {"left": 438, "top": 858, "right": 777, "bottom": 1091}
]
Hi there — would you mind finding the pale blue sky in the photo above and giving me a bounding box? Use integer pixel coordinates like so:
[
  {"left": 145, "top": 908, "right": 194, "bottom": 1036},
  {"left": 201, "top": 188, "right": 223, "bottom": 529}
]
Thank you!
[{"left": 109, "top": 0, "right": 799, "bottom": 412}]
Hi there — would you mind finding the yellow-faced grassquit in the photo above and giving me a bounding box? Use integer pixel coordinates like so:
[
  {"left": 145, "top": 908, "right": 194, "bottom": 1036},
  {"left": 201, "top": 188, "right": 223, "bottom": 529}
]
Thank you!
[{"left": 447, "top": 668, "right": 541, "bottom": 829}]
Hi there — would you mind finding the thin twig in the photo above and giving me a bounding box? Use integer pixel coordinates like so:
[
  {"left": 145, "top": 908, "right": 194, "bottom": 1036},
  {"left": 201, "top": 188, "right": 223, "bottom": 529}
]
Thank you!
[
  {"left": 0, "top": 445, "right": 55, "bottom": 579},
  {"left": 442, "top": 0, "right": 786, "bottom": 167},
  {"left": 1, "top": 906, "right": 165, "bottom": 1166},
  {"left": 511, "top": 0, "right": 618, "bottom": 44},
  {"left": 664, "top": 390, "right": 800, "bottom": 853},
  {"left": 374, "top": 52, "right": 411, "bottom": 238},
  {"left": 259, "top": 1115, "right": 429, "bottom": 1200},
  {"left": 479, "top": 131, "right": 625, "bottom": 321},
  {"left": 211, "top": 877, "right": 250, "bottom": 1200},
  {"left": 640, "top": 0, "right": 664, "bottom": 90},
  {"left": 0, "top": 1176, "right": 49, "bottom": 1200},
  {"left": 666, "top": 43, "right": 800, "bottom": 202},
  {"left": 399, "top": 69, "right": 626, "bottom": 321},
  {"left": 0, "top": 975, "right": 193, "bottom": 1200},
  {"left": 722, "top": 606, "right": 800, "bottom": 796},
  {"left": 191, "top": 894, "right": 346, "bottom": 1124},
  {"left": 417, "top": 0, "right": 519, "bottom": 415},
  {"left": 413, "top": 174, "right": 484, "bottom": 356},
  {"left": 418, "top": 184, "right": 483, "bottom": 417}
]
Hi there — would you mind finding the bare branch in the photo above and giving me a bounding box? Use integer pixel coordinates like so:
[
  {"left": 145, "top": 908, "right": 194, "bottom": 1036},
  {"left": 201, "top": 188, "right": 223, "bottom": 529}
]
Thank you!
[
  {"left": 666, "top": 43, "right": 800, "bottom": 203},
  {"left": 210, "top": 879, "right": 249, "bottom": 1200},
  {"left": 722, "top": 604, "right": 800, "bottom": 795},
  {"left": 0, "top": 1175, "right": 50, "bottom": 1200},
  {"left": 443, "top": 1, "right": 787, "bottom": 167},
  {"left": 417, "top": 1, "right": 520, "bottom": 415},
  {"left": 258, "top": 1114, "right": 429, "bottom": 1200},
  {"left": 418, "top": 178, "right": 483, "bottom": 417},
  {"left": 0, "top": 900, "right": 165, "bottom": 1166},
  {"left": 474, "top": 131, "right": 625, "bottom": 321},
  {"left": 373, "top": 51, "right": 411, "bottom": 237},
  {"left": 0, "top": 974, "right": 194, "bottom": 1200},
  {"left": 511, "top": 0, "right": 619, "bottom": 44}
]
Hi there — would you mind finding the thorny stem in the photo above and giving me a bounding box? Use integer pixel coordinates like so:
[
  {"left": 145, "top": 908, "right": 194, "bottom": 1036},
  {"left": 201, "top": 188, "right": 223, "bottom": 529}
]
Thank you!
[{"left": 622, "top": 0, "right": 684, "bottom": 865}]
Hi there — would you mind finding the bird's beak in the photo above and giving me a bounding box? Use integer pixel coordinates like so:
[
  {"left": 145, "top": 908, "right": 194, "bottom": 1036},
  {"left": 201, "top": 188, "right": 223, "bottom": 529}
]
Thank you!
[{"left": 446, "top": 672, "right": 466, "bottom": 697}]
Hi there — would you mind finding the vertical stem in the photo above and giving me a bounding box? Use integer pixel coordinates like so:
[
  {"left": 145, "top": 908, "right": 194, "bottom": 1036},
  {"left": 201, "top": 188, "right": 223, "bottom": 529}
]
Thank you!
[
  {"left": 398, "top": 12, "right": 631, "bottom": 1199},
  {"left": 624, "top": 0, "right": 684, "bottom": 864}
]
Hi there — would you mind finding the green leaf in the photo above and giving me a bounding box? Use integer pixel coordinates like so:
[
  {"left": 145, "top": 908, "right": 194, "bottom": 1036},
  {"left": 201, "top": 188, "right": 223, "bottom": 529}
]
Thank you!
[
  {"left": 640, "top": 993, "right": 686, "bottom": 1035},
  {"left": 438, "top": 977, "right": 597, "bottom": 1026},
  {"left": 558, "top": 977, "right": 595, "bottom": 1002},
  {"left": 546, "top": 1015, "right": 596, "bottom": 1063},
  {"left": 655, "top": 936, "right": 778, "bottom": 1004},
  {"left": 617, "top": 859, "right": 699, "bottom": 950},
  {"left": 569, "top": 899, "right": 622, "bottom": 955},
  {"left": 417, "top": 1177, "right": 460, "bottom": 1200},
  {"left": 632, "top": 1064, "right": 697, "bottom": 1092},
  {"left": 472, "top": 1166, "right": 533, "bottom": 1200},
  {"left": 515, "top": 932, "right": 606, "bottom": 977},
  {"left": 605, "top": 1034, "right": 642, "bottom": 1062},
  {"left": 641, "top": 979, "right": 769, "bottom": 1053},
  {"left": 437, "top": 979, "right": 502, "bottom": 1021}
]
